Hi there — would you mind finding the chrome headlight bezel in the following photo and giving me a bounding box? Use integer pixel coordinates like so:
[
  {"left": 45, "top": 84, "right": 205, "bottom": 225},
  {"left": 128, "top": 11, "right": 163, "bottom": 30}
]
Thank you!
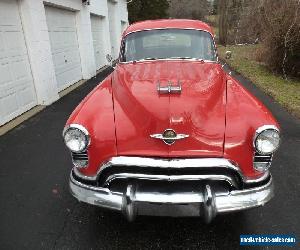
[
  {"left": 63, "top": 124, "right": 90, "bottom": 153},
  {"left": 253, "top": 125, "right": 280, "bottom": 155}
]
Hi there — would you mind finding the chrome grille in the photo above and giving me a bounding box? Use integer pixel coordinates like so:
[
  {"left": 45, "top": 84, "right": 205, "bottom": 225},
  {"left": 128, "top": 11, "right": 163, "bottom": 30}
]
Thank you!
[
  {"left": 254, "top": 153, "right": 272, "bottom": 163},
  {"left": 72, "top": 151, "right": 88, "bottom": 168},
  {"left": 253, "top": 152, "right": 272, "bottom": 171}
]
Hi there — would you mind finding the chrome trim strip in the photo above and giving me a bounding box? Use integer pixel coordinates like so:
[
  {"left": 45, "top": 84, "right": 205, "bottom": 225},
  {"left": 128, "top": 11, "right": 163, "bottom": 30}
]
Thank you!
[
  {"left": 73, "top": 156, "right": 270, "bottom": 184},
  {"left": 69, "top": 172, "right": 274, "bottom": 221},
  {"left": 119, "top": 58, "right": 219, "bottom": 64},
  {"left": 104, "top": 173, "right": 239, "bottom": 188},
  {"left": 123, "top": 27, "right": 215, "bottom": 37}
]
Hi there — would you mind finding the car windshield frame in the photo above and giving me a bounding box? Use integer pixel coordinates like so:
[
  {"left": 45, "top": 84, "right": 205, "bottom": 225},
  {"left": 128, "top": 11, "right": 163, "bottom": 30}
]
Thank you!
[{"left": 119, "top": 28, "right": 218, "bottom": 63}]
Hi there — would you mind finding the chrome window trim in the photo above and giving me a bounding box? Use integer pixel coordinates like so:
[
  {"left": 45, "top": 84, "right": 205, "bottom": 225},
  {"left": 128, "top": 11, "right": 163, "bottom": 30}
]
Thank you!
[
  {"left": 72, "top": 156, "right": 270, "bottom": 184},
  {"left": 118, "top": 28, "right": 219, "bottom": 64},
  {"left": 119, "top": 58, "right": 219, "bottom": 64},
  {"left": 62, "top": 124, "right": 91, "bottom": 153},
  {"left": 253, "top": 125, "right": 280, "bottom": 156}
]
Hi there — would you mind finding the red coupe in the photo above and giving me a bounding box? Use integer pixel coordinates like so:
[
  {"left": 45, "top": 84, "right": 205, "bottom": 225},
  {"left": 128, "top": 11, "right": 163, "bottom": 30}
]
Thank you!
[{"left": 63, "top": 19, "right": 280, "bottom": 222}]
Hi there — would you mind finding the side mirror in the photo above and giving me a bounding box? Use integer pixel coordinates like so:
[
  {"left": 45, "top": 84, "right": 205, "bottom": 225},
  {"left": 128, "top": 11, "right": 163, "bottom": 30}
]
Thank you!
[
  {"left": 106, "top": 54, "right": 115, "bottom": 69},
  {"left": 225, "top": 51, "right": 232, "bottom": 59},
  {"left": 106, "top": 54, "right": 113, "bottom": 63}
]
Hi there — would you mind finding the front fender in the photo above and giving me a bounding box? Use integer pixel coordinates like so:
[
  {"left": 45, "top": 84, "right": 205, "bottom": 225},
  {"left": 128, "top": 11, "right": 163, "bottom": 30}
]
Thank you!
[
  {"left": 65, "top": 75, "right": 117, "bottom": 177},
  {"left": 224, "top": 75, "right": 280, "bottom": 179}
]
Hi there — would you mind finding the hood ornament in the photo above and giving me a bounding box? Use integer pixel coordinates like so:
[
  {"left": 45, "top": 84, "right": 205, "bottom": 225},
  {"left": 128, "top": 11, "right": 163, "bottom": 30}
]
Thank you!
[
  {"left": 157, "top": 81, "right": 182, "bottom": 94},
  {"left": 150, "top": 129, "right": 189, "bottom": 145}
]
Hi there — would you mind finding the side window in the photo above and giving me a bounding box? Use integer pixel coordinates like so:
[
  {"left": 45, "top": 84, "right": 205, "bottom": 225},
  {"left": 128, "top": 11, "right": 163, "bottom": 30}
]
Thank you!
[{"left": 125, "top": 38, "right": 136, "bottom": 61}]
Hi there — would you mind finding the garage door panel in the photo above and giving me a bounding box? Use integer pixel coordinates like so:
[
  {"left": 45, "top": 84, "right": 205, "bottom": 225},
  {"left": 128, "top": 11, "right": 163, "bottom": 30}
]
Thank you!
[
  {"left": 52, "top": 50, "right": 81, "bottom": 72},
  {"left": 55, "top": 65, "right": 82, "bottom": 88},
  {"left": 0, "top": 0, "right": 20, "bottom": 26},
  {"left": 91, "top": 15, "right": 105, "bottom": 70},
  {"left": 11, "top": 58, "right": 31, "bottom": 81},
  {"left": 1, "top": 92, "right": 18, "bottom": 117},
  {"left": 1, "top": 89, "right": 35, "bottom": 124},
  {"left": 45, "top": 6, "right": 82, "bottom": 91},
  {"left": 0, "top": 34, "right": 4, "bottom": 54},
  {"left": 0, "top": 63, "right": 11, "bottom": 85},
  {"left": 0, "top": 0, "right": 37, "bottom": 125},
  {"left": 49, "top": 31, "right": 78, "bottom": 51},
  {"left": 0, "top": 33, "right": 27, "bottom": 60},
  {"left": 17, "top": 86, "right": 36, "bottom": 107}
]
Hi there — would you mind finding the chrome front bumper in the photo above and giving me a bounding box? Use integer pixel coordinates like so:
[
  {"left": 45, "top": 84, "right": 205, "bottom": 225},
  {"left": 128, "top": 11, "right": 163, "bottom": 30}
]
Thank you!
[{"left": 69, "top": 168, "right": 274, "bottom": 222}]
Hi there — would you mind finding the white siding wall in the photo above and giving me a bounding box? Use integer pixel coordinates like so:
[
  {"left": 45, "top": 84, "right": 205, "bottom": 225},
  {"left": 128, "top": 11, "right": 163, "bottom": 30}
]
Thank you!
[
  {"left": 0, "top": 0, "right": 128, "bottom": 125},
  {"left": 107, "top": 0, "right": 128, "bottom": 58}
]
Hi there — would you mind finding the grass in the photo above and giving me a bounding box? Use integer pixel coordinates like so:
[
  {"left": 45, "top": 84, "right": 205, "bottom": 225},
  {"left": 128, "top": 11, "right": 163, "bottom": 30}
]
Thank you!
[{"left": 218, "top": 44, "right": 300, "bottom": 118}]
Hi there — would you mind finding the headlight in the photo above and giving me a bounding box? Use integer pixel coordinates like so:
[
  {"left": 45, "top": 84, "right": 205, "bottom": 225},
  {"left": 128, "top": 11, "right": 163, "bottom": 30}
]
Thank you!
[
  {"left": 254, "top": 125, "right": 280, "bottom": 155},
  {"left": 63, "top": 124, "right": 90, "bottom": 153}
]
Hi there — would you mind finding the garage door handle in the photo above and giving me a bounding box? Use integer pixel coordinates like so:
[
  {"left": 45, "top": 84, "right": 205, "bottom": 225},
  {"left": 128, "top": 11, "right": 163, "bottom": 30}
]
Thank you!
[{"left": 65, "top": 59, "right": 68, "bottom": 63}]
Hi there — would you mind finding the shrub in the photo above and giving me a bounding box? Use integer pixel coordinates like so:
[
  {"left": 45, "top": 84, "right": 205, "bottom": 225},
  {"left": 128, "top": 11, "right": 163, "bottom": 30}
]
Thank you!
[{"left": 258, "top": 0, "right": 300, "bottom": 78}]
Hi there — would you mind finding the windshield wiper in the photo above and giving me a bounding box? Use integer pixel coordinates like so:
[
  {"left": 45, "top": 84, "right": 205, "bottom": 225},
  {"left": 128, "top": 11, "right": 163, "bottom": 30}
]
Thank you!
[
  {"left": 170, "top": 56, "right": 193, "bottom": 59},
  {"left": 169, "top": 57, "right": 206, "bottom": 61},
  {"left": 143, "top": 57, "right": 161, "bottom": 61}
]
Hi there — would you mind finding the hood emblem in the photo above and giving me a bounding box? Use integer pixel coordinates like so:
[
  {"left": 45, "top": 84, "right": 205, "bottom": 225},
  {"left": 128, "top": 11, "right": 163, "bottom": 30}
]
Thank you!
[
  {"left": 157, "top": 81, "right": 182, "bottom": 94},
  {"left": 150, "top": 129, "right": 189, "bottom": 145}
]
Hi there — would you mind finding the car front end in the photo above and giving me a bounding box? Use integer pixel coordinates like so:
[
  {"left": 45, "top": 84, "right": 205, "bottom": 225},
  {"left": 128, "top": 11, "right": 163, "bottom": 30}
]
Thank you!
[{"left": 63, "top": 20, "right": 280, "bottom": 222}]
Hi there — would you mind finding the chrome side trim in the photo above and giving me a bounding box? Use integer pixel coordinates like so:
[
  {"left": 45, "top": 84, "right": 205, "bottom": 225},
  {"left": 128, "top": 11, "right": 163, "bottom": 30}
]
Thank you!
[
  {"left": 104, "top": 173, "right": 239, "bottom": 188},
  {"left": 73, "top": 157, "right": 270, "bottom": 184}
]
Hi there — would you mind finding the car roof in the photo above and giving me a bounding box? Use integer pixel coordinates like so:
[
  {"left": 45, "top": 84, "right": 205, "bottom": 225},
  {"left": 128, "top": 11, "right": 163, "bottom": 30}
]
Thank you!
[{"left": 123, "top": 19, "right": 214, "bottom": 37}]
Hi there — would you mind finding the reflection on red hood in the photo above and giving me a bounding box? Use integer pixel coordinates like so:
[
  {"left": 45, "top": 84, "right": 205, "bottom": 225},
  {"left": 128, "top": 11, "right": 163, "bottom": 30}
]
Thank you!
[{"left": 112, "top": 60, "right": 226, "bottom": 157}]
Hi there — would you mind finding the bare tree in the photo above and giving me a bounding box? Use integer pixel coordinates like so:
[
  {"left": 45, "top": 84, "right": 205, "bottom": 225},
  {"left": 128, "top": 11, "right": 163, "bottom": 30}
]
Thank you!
[
  {"left": 218, "top": 0, "right": 228, "bottom": 45},
  {"left": 168, "top": 0, "right": 209, "bottom": 20}
]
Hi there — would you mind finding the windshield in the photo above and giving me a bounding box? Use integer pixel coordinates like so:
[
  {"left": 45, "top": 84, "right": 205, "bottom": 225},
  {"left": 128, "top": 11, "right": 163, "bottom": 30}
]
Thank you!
[{"left": 120, "top": 29, "right": 217, "bottom": 62}]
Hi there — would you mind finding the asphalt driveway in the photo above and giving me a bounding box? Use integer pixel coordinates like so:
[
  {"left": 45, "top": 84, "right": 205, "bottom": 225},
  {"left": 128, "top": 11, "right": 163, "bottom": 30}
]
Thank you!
[{"left": 0, "top": 66, "right": 299, "bottom": 250}]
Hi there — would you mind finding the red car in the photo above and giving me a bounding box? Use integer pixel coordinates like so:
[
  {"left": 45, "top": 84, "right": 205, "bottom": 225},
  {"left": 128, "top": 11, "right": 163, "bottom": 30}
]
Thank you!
[{"left": 63, "top": 19, "right": 280, "bottom": 222}]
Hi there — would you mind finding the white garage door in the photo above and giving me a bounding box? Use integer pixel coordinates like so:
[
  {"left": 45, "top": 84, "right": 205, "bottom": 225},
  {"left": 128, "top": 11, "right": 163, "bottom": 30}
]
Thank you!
[
  {"left": 121, "top": 21, "right": 128, "bottom": 33},
  {"left": 91, "top": 15, "right": 105, "bottom": 70},
  {"left": 0, "top": 0, "right": 37, "bottom": 126},
  {"left": 45, "top": 6, "right": 82, "bottom": 92},
  {"left": 107, "top": 1, "right": 119, "bottom": 59}
]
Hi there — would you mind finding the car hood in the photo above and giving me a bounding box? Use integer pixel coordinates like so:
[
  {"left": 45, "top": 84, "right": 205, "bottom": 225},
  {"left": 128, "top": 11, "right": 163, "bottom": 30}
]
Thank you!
[{"left": 112, "top": 60, "right": 226, "bottom": 157}]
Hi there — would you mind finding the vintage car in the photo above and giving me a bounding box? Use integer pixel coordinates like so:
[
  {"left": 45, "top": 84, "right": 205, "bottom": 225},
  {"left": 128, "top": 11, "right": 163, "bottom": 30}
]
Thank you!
[{"left": 63, "top": 19, "right": 280, "bottom": 222}]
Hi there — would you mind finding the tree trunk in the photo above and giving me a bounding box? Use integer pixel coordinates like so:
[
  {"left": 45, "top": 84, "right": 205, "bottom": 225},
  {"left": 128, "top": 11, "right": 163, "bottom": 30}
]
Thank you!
[{"left": 219, "top": 0, "right": 228, "bottom": 45}]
